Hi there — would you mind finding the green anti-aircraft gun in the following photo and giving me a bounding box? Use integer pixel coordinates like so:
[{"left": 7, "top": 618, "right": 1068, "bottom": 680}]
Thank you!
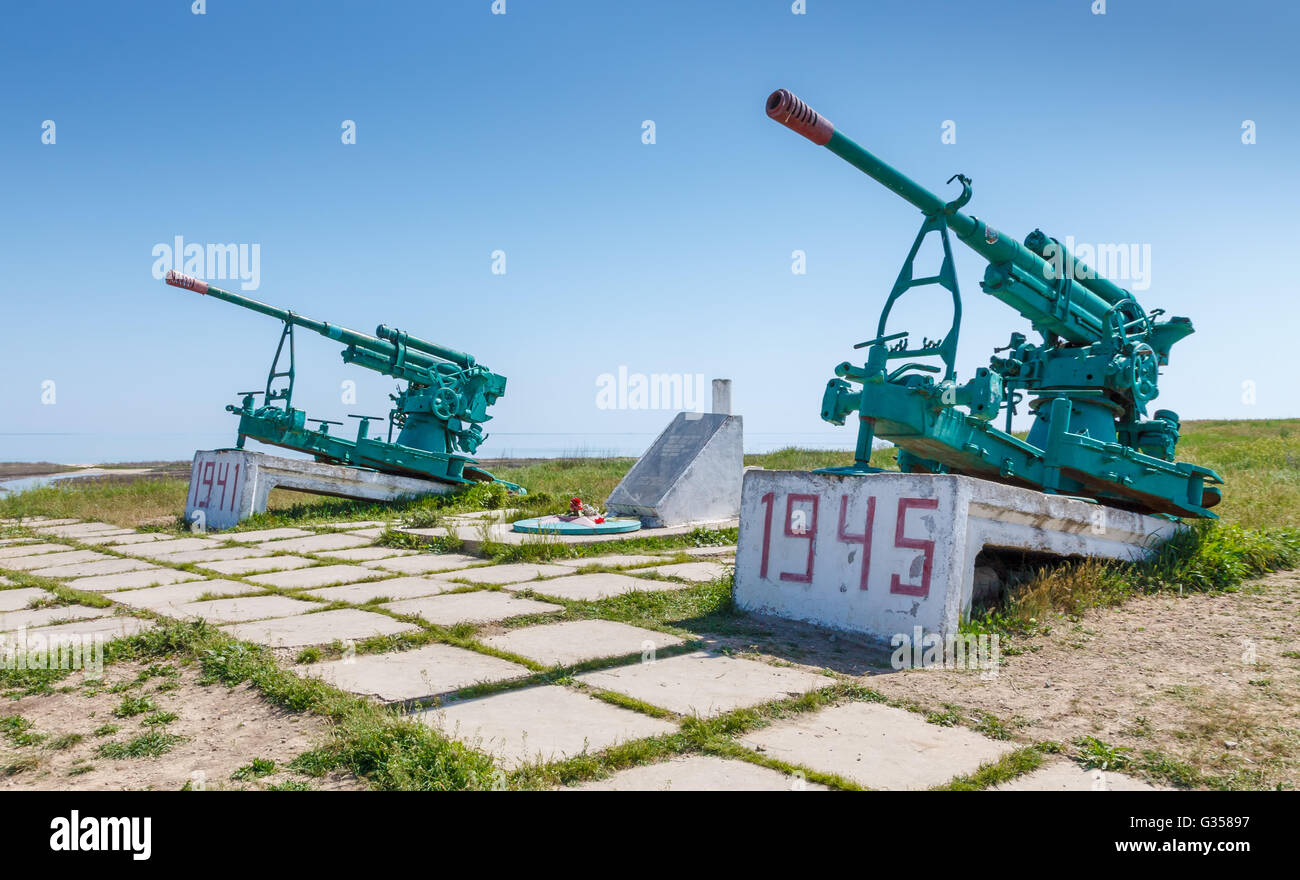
[
  {"left": 766, "top": 89, "right": 1221, "bottom": 519},
  {"left": 165, "top": 270, "right": 521, "bottom": 492}
]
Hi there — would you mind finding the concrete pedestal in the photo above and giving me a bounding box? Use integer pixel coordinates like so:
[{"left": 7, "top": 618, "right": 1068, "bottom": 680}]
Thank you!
[
  {"left": 185, "top": 449, "right": 455, "bottom": 531},
  {"left": 734, "top": 470, "right": 1180, "bottom": 641}
]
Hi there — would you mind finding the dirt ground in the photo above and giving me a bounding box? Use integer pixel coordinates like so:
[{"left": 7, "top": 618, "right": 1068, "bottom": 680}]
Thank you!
[
  {"left": 1, "top": 661, "right": 361, "bottom": 791},
  {"left": 709, "top": 569, "right": 1300, "bottom": 790}
]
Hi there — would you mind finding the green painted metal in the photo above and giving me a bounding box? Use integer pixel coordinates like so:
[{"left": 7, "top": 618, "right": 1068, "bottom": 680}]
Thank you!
[
  {"left": 766, "top": 89, "right": 1222, "bottom": 519},
  {"left": 164, "top": 270, "right": 523, "bottom": 493}
]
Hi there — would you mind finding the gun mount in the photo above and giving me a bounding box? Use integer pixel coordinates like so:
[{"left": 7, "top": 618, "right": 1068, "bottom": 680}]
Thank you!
[
  {"left": 165, "top": 270, "right": 521, "bottom": 492},
  {"left": 765, "top": 89, "right": 1221, "bottom": 518}
]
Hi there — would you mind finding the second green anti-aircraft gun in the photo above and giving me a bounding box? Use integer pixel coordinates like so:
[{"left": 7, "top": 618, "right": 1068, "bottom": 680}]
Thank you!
[
  {"left": 165, "top": 270, "right": 521, "bottom": 492},
  {"left": 766, "top": 89, "right": 1221, "bottom": 519}
]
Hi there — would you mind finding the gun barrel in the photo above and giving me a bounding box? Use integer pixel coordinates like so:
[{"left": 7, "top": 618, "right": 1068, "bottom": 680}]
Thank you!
[
  {"left": 164, "top": 270, "right": 444, "bottom": 371},
  {"left": 375, "top": 325, "right": 475, "bottom": 368},
  {"left": 765, "top": 89, "right": 1116, "bottom": 343}
]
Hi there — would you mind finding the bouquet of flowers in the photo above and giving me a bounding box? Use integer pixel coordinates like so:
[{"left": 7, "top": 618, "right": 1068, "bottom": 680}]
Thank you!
[{"left": 568, "top": 496, "right": 605, "bottom": 524}]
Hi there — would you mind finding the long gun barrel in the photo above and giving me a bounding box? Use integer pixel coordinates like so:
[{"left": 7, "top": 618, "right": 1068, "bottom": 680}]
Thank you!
[
  {"left": 766, "top": 89, "right": 1132, "bottom": 344},
  {"left": 165, "top": 270, "right": 456, "bottom": 376}
]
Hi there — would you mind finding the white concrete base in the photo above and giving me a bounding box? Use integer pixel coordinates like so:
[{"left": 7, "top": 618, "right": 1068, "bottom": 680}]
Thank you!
[
  {"left": 184, "top": 449, "right": 456, "bottom": 531},
  {"left": 734, "top": 470, "right": 1180, "bottom": 642}
]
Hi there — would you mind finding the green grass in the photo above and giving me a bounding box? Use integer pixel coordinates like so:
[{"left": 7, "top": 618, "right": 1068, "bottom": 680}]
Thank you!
[{"left": 97, "top": 731, "right": 185, "bottom": 759}]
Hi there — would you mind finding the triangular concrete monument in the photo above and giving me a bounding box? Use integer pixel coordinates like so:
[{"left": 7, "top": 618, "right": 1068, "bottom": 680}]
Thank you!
[{"left": 606, "top": 411, "right": 743, "bottom": 527}]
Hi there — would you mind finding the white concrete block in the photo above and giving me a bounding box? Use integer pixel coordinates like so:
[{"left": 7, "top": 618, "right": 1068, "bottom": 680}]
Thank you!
[
  {"left": 146, "top": 546, "right": 272, "bottom": 565},
  {"left": 172, "top": 594, "right": 317, "bottom": 623},
  {"left": 735, "top": 470, "right": 1180, "bottom": 641},
  {"left": 302, "top": 577, "right": 456, "bottom": 604},
  {"left": 0, "top": 543, "right": 79, "bottom": 560},
  {"left": 1, "top": 550, "right": 108, "bottom": 571},
  {"left": 574, "top": 755, "right": 827, "bottom": 791},
  {"left": 445, "top": 563, "right": 571, "bottom": 586},
  {"left": 28, "top": 558, "right": 158, "bottom": 579},
  {"left": 483, "top": 619, "right": 684, "bottom": 667},
  {"left": 246, "top": 564, "right": 385, "bottom": 590},
  {"left": 64, "top": 569, "right": 205, "bottom": 592},
  {"left": 576, "top": 651, "right": 828, "bottom": 717},
  {"left": 200, "top": 555, "right": 316, "bottom": 576},
  {"left": 994, "top": 761, "right": 1166, "bottom": 791},
  {"left": 222, "top": 527, "right": 315, "bottom": 543},
  {"left": 105, "top": 580, "right": 264, "bottom": 613},
  {"left": 0, "top": 605, "right": 115, "bottom": 632},
  {"left": 295, "top": 643, "right": 529, "bottom": 703},
  {"left": 360, "top": 554, "right": 485, "bottom": 575},
  {"left": 221, "top": 609, "right": 419, "bottom": 648},
  {"left": 255, "top": 533, "right": 372, "bottom": 554},
  {"left": 315, "top": 547, "right": 419, "bottom": 562},
  {"left": 0, "top": 587, "right": 52, "bottom": 612},
  {"left": 421, "top": 685, "right": 677, "bottom": 769},
  {"left": 643, "top": 561, "right": 731, "bottom": 582},
  {"left": 739, "top": 702, "right": 1015, "bottom": 790},
  {"left": 381, "top": 592, "right": 563, "bottom": 626},
  {"left": 185, "top": 449, "right": 455, "bottom": 530},
  {"left": 513, "top": 572, "right": 686, "bottom": 602}
]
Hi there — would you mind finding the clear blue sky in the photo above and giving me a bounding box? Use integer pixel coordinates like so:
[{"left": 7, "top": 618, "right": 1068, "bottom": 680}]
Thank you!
[{"left": 1, "top": 0, "right": 1296, "bottom": 463}]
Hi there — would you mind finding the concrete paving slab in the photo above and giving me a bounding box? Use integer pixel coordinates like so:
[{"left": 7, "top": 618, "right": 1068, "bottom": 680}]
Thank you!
[
  {"left": 302, "top": 577, "right": 456, "bottom": 604},
  {"left": 255, "top": 533, "right": 372, "bottom": 554},
  {"left": 573, "top": 755, "right": 827, "bottom": 791},
  {"left": 173, "top": 594, "right": 317, "bottom": 624},
  {"left": 105, "top": 580, "right": 264, "bottom": 613},
  {"left": 64, "top": 569, "right": 204, "bottom": 592},
  {"left": 510, "top": 572, "right": 687, "bottom": 602},
  {"left": 447, "top": 519, "right": 738, "bottom": 553},
  {"left": 641, "top": 561, "right": 731, "bottom": 582},
  {"left": 422, "top": 685, "right": 677, "bottom": 769},
  {"left": 78, "top": 532, "right": 170, "bottom": 546},
  {"left": 246, "top": 564, "right": 385, "bottom": 590},
  {"left": 200, "top": 555, "right": 316, "bottom": 576},
  {"left": 552, "top": 555, "right": 666, "bottom": 569},
  {"left": 222, "top": 527, "right": 315, "bottom": 543},
  {"left": 317, "top": 520, "right": 390, "bottom": 530},
  {"left": 483, "top": 620, "right": 684, "bottom": 667},
  {"left": 294, "top": 643, "right": 529, "bottom": 702},
  {"left": 381, "top": 593, "right": 563, "bottom": 626},
  {"left": 346, "top": 528, "right": 387, "bottom": 539},
  {"left": 0, "top": 587, "right": 52, "bottom": 612},
  {"left": 994, "top": 761, "right": 1166, "bottom": 791},
  {"left": 0, "top": 615, "right": 155, "bottom": 645},
  {"left": 1, "top": 550, "right": 108, "bottom": 571},
  {"left": 577, "top": 651, "right": 829, "bottom": 717},
  {"left": 445, "top": 563, "right": 571, "bottom": 586},
  {"left": 31, "top": 522, "right": 120, "bottom": 537},
  {"left": 0, "top": 539, "right": 37, "bottom": 548},
  {"left": 360, "top": 554, "right": 486, "bottom": 575},
  {"left": 675, "top": 545, "right": 738, "bottom": 558},
  {"left": 0, "top": 543, "right": 76, "bottom": 559},
  {"left": 739, "top": 702, "right": 1016, "bottom": 790},
  {"left": 146, "top": 546, "right": 272, "bottom": 564},
  {"left": 29, "top": 558, "right": 158, "bottom": 579},
  {"left": 317, "top": 547, "right": 419, "bottom": 562},
  {"left": 125, "top": 538, "right": 225, "bottom": 559},
  {"left": 77, "top": 531, "right": 154, "bottom": 545},
  {"left": 221, "top": 608, "right": 419, "bottom": 648},
  {"left": 1, "top": 605, "right": 115, "bottom": 632}
]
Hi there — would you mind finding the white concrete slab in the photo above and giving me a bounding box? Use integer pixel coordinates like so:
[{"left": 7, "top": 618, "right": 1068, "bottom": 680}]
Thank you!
[
  {"left": 77, "top": 531, "right": 155, "bottom": 545},
  {"left": 483, "top": 620, "right": 684, "bottom": 667},
  {"left": 246, "top": 564, "right": 386, "bottom": 590},
  {"left": 360, "top": 553, "right": 485, "bottom": 575},
  {"left": 511, "top": 572, "right": 687, "bottom": 602},
  {"left": 739, "top": 701, "right": 1016, "bottom": 790},
  {"left": 125, "top": 537, "right": 225, "bottom": 559},
  {"left": 421, "top": 685, "right": 677, "bottom": 769},
  {"left": 0, "top": 616, "right": 154, "bottom": 645},
  {"left": 642, "top": 561, "right": 731, "bottom": 582},
  {"left": 222, "top": 527, "right": 315, "bottom": 543},
  {"left": 0, "top": 543, "right": 74, "bottom": 559},
  {"left": 64, "top": 569, "right": 204, "bottom": 592},
  {"left": 380, "top": 593, "right": 563, "bottom": 626},
  {"left": 302, "top": 577, "right": 456, "bottom": 604},
  {"left": 105, "top": 580, "right": 264, "bottom": 613},
  {"left": 0, "top": 605, "right": 115, "bottom": 632},
  {"left": 31, "top": 522, "right": 122, "bottom": 537},
  {"left": 994, "top": 761, "right": 1166, "bottom": 791},
  {"left": 173, "top": 594, "right": 317, "bottom": 623},
  {"left": 346, "top": 528, "right": 387, "bottom": 539},
  {"left": 445, "top": 563, "right": 571, "bottom": 586},
  {"left": 574, "top": 755, "right": 827, "bottom": 791},
  {"left": 79, "top": 532, "right": 170, "bottom": 546},
  {"left": 1, "top": 550, "right": 108, "bottom": 571},
  {"left": 295, "top": 643, "right": 530, "bottom": 702},
  {"left": 314, "top": 547, "right": 419, "bottom": 562},
  {"left": 200, "top": 555, "right": 316, "bottom": 576},
  {"left": 146, "top": 546, "right": 272, "bottom": 564},
  {"left": 0, "top": 587, "right": 52, "bottom": 612},
  {"left": 255, "top": 533, "right": 372, "bottom": 554},
  {"left": 221, "top": 609, "right": 419, "bottom": 648},
  {"left": 316, "top": 520, "right": 390, "bottom": 530},
  {"left": 552, "top": 555, "right": 666, "bottom": 569},
  {"left": 29, "top": 558, "right": 158, "bottom": 579},
  {"left": 577, "top": 651, "right": 829, "bottom": 717}
]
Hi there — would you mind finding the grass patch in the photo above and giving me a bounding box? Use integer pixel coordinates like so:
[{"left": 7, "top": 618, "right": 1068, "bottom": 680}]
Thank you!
[{"left": 97, "top": 731, "right": 185, "bottom": 759}]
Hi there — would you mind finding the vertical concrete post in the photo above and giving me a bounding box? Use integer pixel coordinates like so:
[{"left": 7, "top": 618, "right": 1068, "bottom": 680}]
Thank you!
[{"left": 711, "top": 378, "right": 732, "bottom": 415}]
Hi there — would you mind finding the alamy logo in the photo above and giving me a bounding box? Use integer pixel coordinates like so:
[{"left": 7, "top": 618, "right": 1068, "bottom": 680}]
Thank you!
[
  {"left": 1039, "top": 235, "right": 1151, "bottom": 292},
  {"left": 891, "top": 626, "right": 1000, "bottom": 678},
  {"left": 49, "top": 811, "right": 151, "bottom": 861},
  {"left": 151, "top": 235, "right": 261, "bottom": 291},
  {"left": 595, "top": 368, "right": 706, "bottom": 411}
]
